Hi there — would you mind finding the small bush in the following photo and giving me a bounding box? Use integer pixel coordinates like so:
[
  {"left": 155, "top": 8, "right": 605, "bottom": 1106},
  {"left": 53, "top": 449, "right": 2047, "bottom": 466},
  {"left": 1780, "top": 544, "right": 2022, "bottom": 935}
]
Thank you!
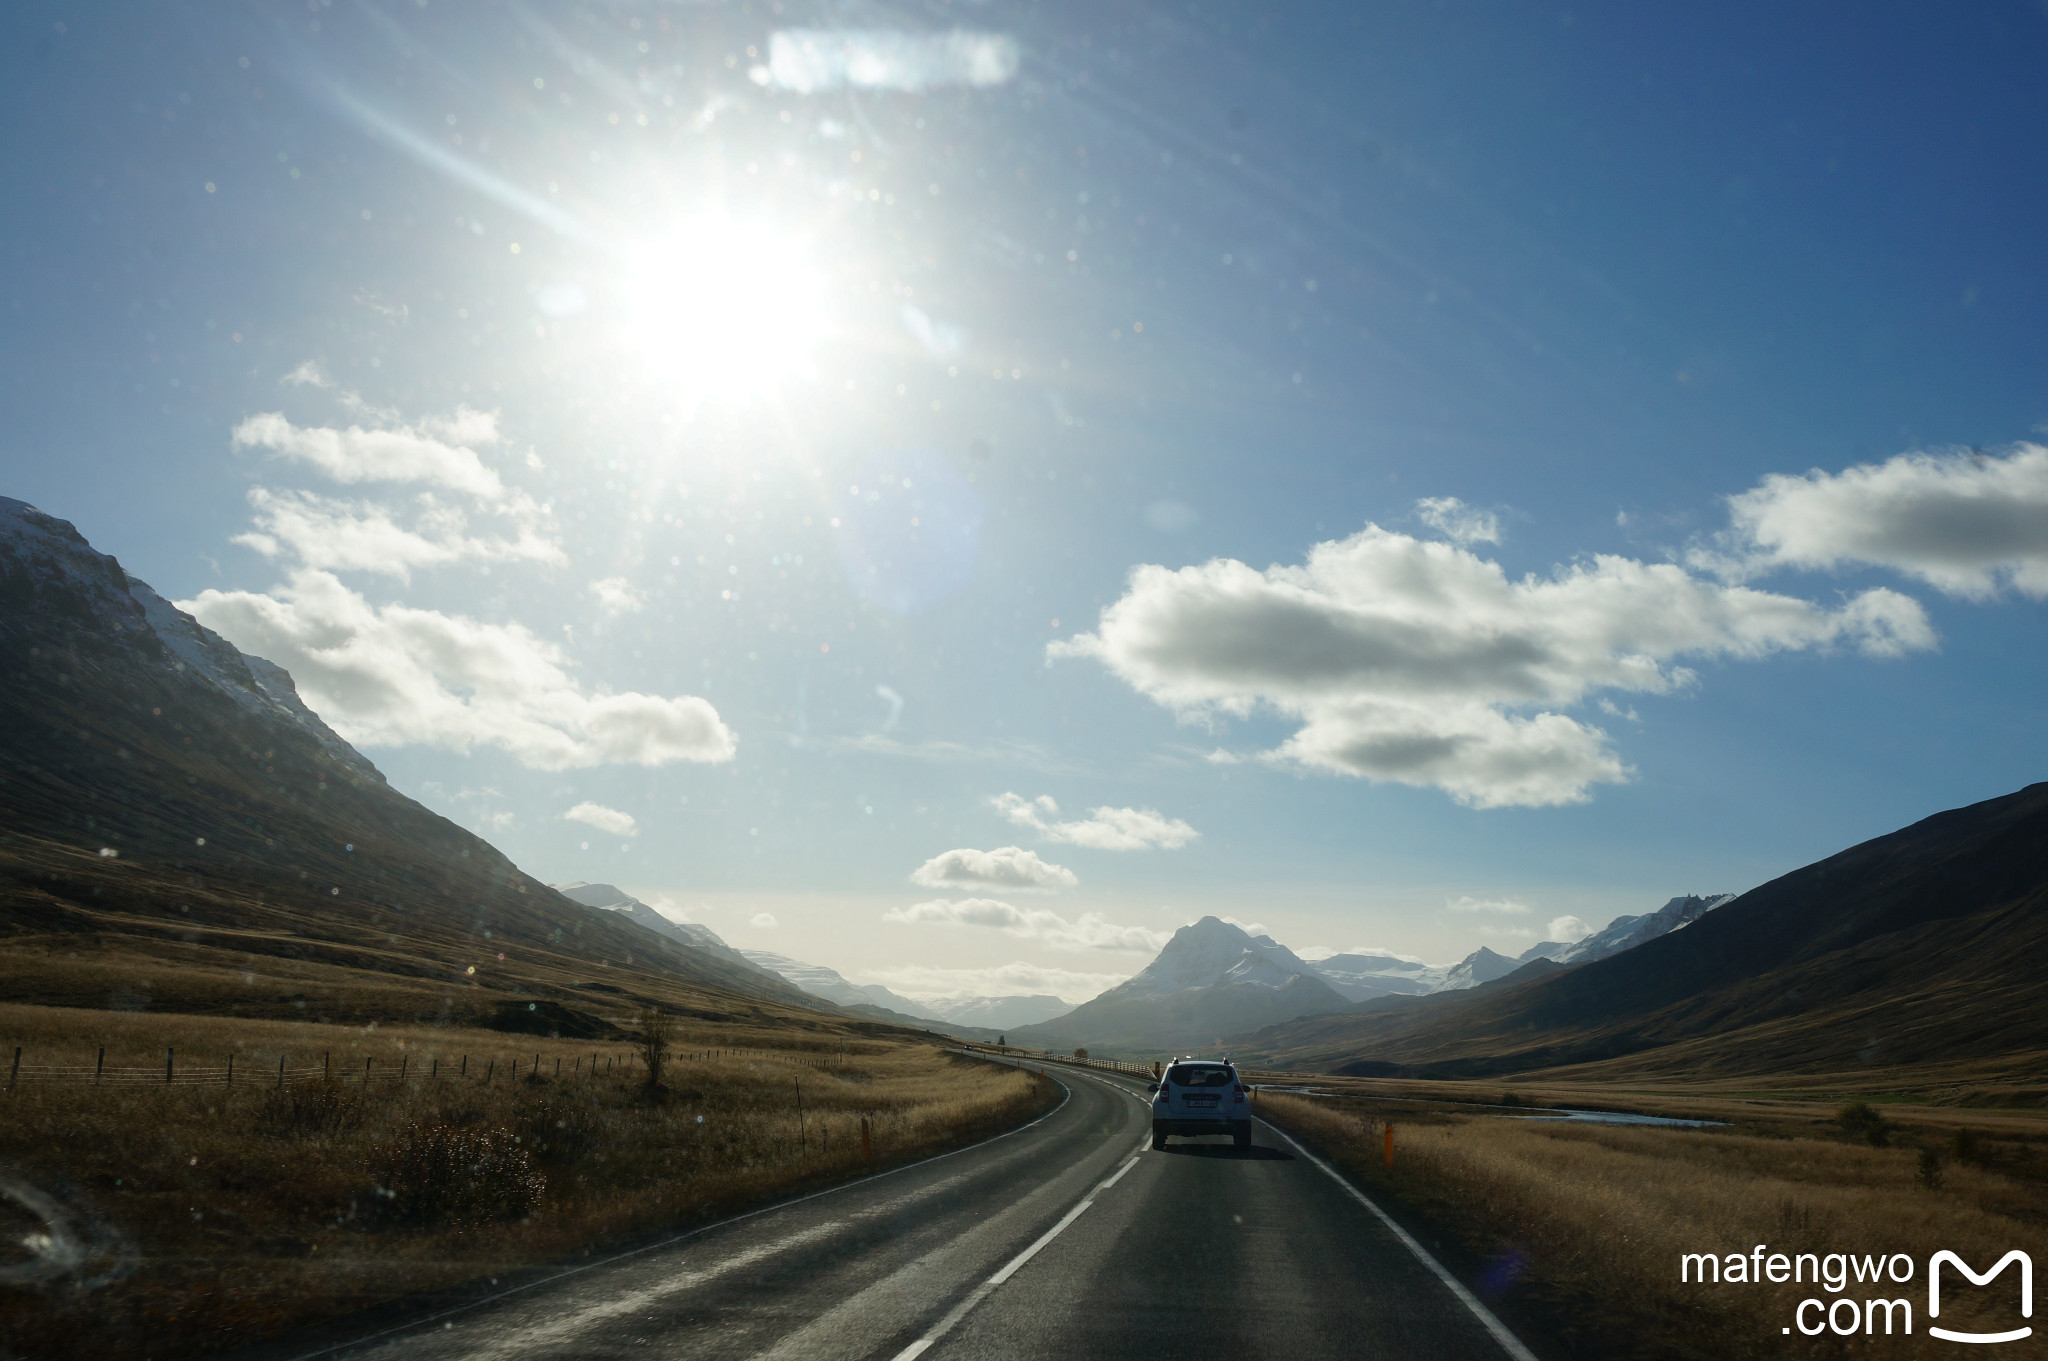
[
  {"left": 1917, "top": 1147, "right": 1946, "bottom": 1190},
  {"left": 1499, "top": 1091, "right": 1523, "bottom": 1107},
  {"left": 259, "top": 1079, "right": 364, "bottom": 1137},
  {"left": 369, "top": 1120, "right": 545, "bottom": 1228},
  {"left": 1836, "top": 1101, "right": 1891, "bottom": 1148}
]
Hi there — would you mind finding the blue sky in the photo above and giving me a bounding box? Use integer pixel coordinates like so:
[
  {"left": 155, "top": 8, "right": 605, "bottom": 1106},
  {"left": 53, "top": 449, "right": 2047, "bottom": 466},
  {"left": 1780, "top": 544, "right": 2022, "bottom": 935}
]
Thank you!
[{"left": 6, "top": 2, "right": 2046, "bottom": 1002}]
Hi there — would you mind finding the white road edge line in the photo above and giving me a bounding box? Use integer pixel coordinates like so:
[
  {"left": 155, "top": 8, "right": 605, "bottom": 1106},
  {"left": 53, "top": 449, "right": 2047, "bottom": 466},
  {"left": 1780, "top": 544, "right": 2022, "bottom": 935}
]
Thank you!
[
  {"left": 1259, "top": 1119, "right": 1541, "bottom": 1361},
  {"left": 278, "top": 1062, "right": 1076, "bottom": 1361}
]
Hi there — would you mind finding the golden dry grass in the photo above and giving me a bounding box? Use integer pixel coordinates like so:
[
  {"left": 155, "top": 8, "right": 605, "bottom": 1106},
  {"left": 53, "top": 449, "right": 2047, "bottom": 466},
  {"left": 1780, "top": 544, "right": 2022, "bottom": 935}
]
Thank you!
[
  {"left": 0, "top": 1003, "right": 1053, "bottom": 1360},
  {"left": 1258, "top": 1092, "right": 2048, "bottom": 1359}
]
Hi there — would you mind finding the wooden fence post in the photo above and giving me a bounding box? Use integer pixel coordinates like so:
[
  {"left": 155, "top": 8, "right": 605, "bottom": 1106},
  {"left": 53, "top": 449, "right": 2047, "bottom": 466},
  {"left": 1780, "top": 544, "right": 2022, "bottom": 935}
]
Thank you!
[
  {"left": 95, "top": 1047, "right": 104, "bottom": 1085},
  {"left": 486, "top": 1058, "right": 494, "bottom": 1083},
  {"left": 277, "top": 1055, "right": 286, "bottom": 1088},
  {"left": 460, "top": 1054, "right": 467, "bottom": 1077},
  {"left": 364, "top": 1056, "right": 372, "bottom": 1084},
  {"left": 860, "top": 1116, "right": 872, "bottom": 1161}
]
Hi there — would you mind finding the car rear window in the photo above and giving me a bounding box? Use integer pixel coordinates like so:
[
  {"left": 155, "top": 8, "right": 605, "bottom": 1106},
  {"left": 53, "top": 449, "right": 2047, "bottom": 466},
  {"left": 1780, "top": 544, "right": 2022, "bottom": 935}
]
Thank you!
[{"left": 1166, "top": 1065, "right": 1235, "bottom": 1087}]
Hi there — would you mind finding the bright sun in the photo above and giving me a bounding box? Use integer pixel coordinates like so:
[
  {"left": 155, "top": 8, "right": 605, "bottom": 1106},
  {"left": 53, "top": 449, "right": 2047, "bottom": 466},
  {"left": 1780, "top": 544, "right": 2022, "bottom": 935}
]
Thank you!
[{"left": 619, "top": 217, "right": 824, "bottom": 397}]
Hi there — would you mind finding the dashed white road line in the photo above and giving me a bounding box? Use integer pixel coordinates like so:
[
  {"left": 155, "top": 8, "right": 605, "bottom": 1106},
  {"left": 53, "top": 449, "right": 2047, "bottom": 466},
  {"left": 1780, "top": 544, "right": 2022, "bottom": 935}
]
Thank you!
[{"left": 887, "top": 1136, "right": 1150, "bottom": 1361}]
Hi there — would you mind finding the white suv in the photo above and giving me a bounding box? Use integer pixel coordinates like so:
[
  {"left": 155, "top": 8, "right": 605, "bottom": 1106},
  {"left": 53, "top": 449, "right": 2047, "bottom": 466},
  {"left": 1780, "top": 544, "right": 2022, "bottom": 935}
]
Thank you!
[{"left": 1149, "top": 1058, "right": 1252, "bottom": 1149}]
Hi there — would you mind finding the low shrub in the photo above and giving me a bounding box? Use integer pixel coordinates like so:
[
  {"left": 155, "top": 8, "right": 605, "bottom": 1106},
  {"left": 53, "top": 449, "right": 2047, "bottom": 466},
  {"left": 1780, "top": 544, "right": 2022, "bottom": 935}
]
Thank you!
[{"left": 369, "top": 1119, "right": 545, "bottom": 1228}]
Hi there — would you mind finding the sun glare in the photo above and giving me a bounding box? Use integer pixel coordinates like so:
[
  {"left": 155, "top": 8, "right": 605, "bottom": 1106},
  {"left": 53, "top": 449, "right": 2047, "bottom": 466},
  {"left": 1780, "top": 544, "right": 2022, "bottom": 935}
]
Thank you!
[{"left": 619, "top": 218, "right": 824, "bottom": 397}]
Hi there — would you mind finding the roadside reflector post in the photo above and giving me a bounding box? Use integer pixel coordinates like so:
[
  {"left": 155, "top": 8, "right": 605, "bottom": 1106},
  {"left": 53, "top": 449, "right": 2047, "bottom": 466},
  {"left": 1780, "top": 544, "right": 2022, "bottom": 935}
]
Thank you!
[
  {"left": 96, "top": 1047, "right": 105, "bottom": 1085},
  {"left": 323, "top": 1051, "right": 330, "bottom": 1079},
  {"left": 431, "top": 1057, "right": 437, "bottom": 1080},
  {"left": 460, "top": 1054, "right": 467, "bottom": 1077},
  {"left": 364, "top": 1056, "right": 372, "bottom": 1084},
  {"left": 861, "top": 1116, "right": 873, "bottom": 1161},
  {"left": 486, "top": 1058, "right": 494, "bottom": 1083},
  {"left": 1384, "top": 1122, "right": 1395, "bottom": 1169},
  {"left": 7, "top": 1047, "right": 18, "bottom": 1090},
  {"left": 401, "top": 1055, "right": 408, "bottom": 1081},
  {"left": 277, "top": 1055, "right": 285, "bottom": 1088}
]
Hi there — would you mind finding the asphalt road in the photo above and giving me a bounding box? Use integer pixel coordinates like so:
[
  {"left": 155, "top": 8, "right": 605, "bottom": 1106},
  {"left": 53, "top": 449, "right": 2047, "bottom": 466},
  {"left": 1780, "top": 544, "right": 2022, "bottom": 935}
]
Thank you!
[{"left": 287, "top": 1061, "right": 1535, "bottom": 1361}]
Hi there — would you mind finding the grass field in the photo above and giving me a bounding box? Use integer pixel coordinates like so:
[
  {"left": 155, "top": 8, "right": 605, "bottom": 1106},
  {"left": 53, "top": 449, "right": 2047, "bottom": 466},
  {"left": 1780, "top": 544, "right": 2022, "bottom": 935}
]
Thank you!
[
  {"left": 1256, "top": 1088, "right": 2048, "bottom": 1359},
  {"left": 0, "top": 1002, "right": 1054, "bottom": 1360}
]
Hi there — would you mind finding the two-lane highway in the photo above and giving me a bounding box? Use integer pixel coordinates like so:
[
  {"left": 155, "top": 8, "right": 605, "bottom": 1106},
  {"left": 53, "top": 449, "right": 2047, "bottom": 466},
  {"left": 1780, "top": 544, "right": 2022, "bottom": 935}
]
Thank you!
[{"left": 275, "top": 1060, "right": 1535, "bottom": 1361}]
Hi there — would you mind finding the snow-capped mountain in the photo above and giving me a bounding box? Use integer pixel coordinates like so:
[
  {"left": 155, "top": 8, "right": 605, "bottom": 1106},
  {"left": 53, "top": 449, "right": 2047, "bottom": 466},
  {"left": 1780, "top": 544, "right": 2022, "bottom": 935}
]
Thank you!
[
  {"left": 552, "top": 882, "right": 791, "bottom": 982},
  {"left": 0, "top": 496, "right": 382, "bottom": 785},
  {"left": 1306, "top": 952, "right": 1436, "bottom": 1001},
  {"left": 1008, "top": 916, "right": 1350, "bottom": 1053},
  {"left": 738, "top": 949, "right": 940, "bottom": 1018},
  {"left": 1523, "top": 895, "right": 1738, "bottom": 966},
  {"left": 1430, "top": 945, "right": 1524, "bottom": 992},
  {"left": 921, "top": 994, "right": 1072, "bottom": 1029}
]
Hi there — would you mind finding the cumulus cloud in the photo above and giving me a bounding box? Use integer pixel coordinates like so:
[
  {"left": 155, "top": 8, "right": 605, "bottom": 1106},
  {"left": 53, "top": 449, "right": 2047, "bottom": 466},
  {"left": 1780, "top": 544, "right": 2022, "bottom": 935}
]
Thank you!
[
  {"left": 232, "top": 409, "right": 506, "bottom": 499},
  {"left": 589, "top": 576, "right": 645, "bottom": 616},
  {"left": 1051, "top": 525, "right": 1933, "bottom": 808},
  {"left": 860, "top": 961, "right": 1128, "bottom": 1005},
  {"left": 909, "top": 846, "right": 1078, "bottom": 892},
  {"left": 233, "top": 488, "right": 563, "bottom": 579},
  {"left": 182, "top": 570, "right": 736, "bottom": 770},
  {"left": 1715, "top": 443, "right": 2048, "bottom": 599},
  {"left": 564, "top": 801, "right": 637, "bottom": 837},
  {"left": 883, "top": 899, "right": 1171, "bottom": 954},
  {"left": 1546, "top": 915, "right": 1592, "bottom": 943},
  {"left": 750, "top": 912, "right": 780, "bottom": 929},
  {"left": 991, "top": 793, "right": 1199, "bottom": 850},
  {"left": 761, "top": 29, "right": 1019, "bottom": 93},
  {"left": 1415, "top": 496, "right": 1502, "bottom": 546},
  {"left": 1447, "top": 895, "right": 1531, "bottom": 914}
]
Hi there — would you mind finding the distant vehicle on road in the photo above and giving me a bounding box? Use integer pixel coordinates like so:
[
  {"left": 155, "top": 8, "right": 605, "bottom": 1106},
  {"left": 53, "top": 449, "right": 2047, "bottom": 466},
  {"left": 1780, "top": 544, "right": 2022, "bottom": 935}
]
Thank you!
[{"left": 1150, "top": 1057, "right": 1251, "bottom": 1149}]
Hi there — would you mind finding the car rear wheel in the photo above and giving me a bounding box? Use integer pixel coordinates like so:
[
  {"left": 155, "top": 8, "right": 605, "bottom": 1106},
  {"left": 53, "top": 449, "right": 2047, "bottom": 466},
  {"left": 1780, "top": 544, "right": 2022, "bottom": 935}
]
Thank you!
[{"left": 1151, "top": 1124, "right": 1168, "bottom": 1150}]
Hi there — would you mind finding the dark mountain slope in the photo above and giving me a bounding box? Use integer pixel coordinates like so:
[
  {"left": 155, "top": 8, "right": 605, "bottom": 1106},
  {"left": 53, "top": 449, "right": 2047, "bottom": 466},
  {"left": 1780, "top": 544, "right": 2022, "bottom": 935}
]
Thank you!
[
  {"left": 0, "top": 497, "right": 830, "bottom": 1028},
  {"left": 1238, "top": 784, "right": 2048, "bottom": 1077}
]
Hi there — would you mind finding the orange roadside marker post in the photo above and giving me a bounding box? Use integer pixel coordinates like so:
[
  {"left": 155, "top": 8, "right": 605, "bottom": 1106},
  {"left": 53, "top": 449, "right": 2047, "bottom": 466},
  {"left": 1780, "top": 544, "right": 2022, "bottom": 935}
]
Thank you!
[{"left": 1384, "top": 1122, "right": 1395, "bottom": 1168}]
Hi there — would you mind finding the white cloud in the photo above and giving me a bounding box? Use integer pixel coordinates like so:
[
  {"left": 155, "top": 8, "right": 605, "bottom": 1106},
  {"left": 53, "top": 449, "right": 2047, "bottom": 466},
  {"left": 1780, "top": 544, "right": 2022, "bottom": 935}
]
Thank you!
[
  {"left": 1716, "top": 443, "right": 2048, "bottom": 599},
  {"left": 233, "top": 488, "right": 563, "bottom": 579},
  {"left": 900, "top": 304, "right": 967, "bottom": 359},
  {"left": 232, "top": 409, "right": 506, "bottom": 500},
  {"left": 761, "top": 29, "right": 1019, "bottom": 93},
  {"left": 589, "top": 576, "right": 645, "bottom": 616},
  {"left": 991, "top": 793, "right": 1199, "bottom": 850},
  {"left": 1447, "top": 895, "right": 1531, "bottom": 915},
  {"left": 1415, "top": 496, "right": 1502, "bottom": 546},
  {"left": 564, "top": 801, "right": 637, "bottom": 837},
  {"left": 910, "top": 846, "right": 1078, "bottom": 892},
  {"left": 883, "top": 899, "right": 1171, "bottom": 954},
  {"left": 750, "top": 912, "right": 780, "bottom": 929},
  {"left": 1545, "top": 914, "right": 1592, "bottom": 943},
  {"left": 860, "top": 962, "right": 1128, "bottom": 1006},
  {"left": 1051, "top": 525, "right": 1934, "bottom": 808},
  {"left": 182, "top": 570, "right": 736, "bottom": 770},
  {"left": 1219, "top": 915, "right": 1270, "bottom": 936}
]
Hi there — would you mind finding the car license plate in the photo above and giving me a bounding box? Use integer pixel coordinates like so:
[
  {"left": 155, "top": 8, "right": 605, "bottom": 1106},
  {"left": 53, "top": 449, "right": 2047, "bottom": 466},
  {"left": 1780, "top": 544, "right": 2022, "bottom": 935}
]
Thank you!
[{"left": 1185, "top": 1095, "right": 1218, "bottom": 1107}]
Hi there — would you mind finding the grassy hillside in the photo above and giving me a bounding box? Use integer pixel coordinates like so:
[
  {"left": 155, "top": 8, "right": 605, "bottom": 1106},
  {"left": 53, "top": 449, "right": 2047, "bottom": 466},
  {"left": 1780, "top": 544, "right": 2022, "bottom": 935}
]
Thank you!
[{"left": 1237, "top": 783, "right": 2048, "bottom": 1084}]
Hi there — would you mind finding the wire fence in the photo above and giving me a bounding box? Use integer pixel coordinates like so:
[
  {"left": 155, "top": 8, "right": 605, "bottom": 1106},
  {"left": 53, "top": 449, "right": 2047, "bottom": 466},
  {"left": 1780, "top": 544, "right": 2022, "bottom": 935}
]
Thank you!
[{"left": 2, "top": 1045, "right": 772, "bottom": 1090}]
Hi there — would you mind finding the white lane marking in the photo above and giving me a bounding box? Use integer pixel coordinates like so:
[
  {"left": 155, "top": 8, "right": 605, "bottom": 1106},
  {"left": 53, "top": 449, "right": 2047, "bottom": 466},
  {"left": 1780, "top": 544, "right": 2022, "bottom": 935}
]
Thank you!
[
  {"left": 1260, "top": 1121, "right": 1540, "bottom": 1361},
  {"left": 279, "top": 1067, "right": 1076, "bottom": 1361},
  {"left": 889, "top": 1104, "right": 1151, "bottom": 1360}
]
